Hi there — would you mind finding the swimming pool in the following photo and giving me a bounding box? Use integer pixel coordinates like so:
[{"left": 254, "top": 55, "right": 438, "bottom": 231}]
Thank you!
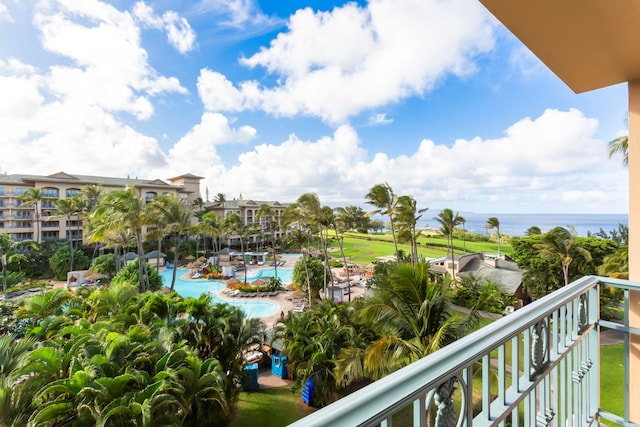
[
  {"left": 244, "top": 267, "right": 294, "bottom": 284},
  {"left": 160, "top": 269, "right": 279, "bottom": 318}
]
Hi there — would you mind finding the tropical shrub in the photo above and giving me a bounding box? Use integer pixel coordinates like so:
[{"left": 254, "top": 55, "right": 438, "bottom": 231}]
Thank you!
[
  {"left": 48, "top": 246, "right": 89, "bottom": 280},
  {"left": 89, "top": 253, "right": 117, "bottom": 278},
  {"left": 111, "top": 259, "right": 162, "bottom": 291}
]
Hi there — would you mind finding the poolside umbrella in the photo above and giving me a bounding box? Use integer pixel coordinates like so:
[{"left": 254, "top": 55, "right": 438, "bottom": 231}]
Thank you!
[
  {"left": 225, "top": 278, "right": 241, "bottom": 287},
  {"left": 85, "top": 273, "right": 105, "bottom": 282},
  {"left": 251, "top": 278, "right": 265, "bottom": 287},
  {"left": 284, "top": 284, "right": 296, "bottom": 291},
  {"left": 185, "top": 255, "right": 196, "bottom": 261},
  {"left": 192, "top": 260, "right": 204, "bottom": 268},
  {"left": 186, "top": 262, "right": 194, "bottom": 269},
  {"left": 197, "top": 256, "right": 207, "bottom": 262},
  {"left": 159, "top": 286, "right": 172, "bottom": 294},
  {"left": 291, "top": 290, "right": 306, "bottom": 298}
]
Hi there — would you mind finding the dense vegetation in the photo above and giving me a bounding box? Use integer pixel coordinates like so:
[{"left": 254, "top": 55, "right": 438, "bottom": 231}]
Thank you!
[{"left": 0, "top": 182, "right": 629, "bottom": 426}]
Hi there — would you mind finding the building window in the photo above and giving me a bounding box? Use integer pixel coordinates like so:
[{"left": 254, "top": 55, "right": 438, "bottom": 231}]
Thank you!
[
  {"left": 0, "top": 187, "right": 4, "bottom": 196},
  {"left": 14, "top": 232, "right": 33, "bottom": 241},
  {"left": 42, "top": 200, "right": 55, "bottom": 209},
  {"left": 43, "top": 187, "right": 59, "bottom": 198},
  {"left": 42, "top": 231, "right": 59, "bottom": 240},
  {"left": 0, "top": 200, "right": 3, "bottom": 207},
  {"left": 43, "top": 221, "right": 59, "bottom": 228},
  {"left": 145, "top": 192, "right": 157, "bottom": 202},
  {"left": 67, "top": 220, "right": 82, "bottom": 227},
  {"left": 66, "top": 188, "right": 81, "bottom": 197},
  {"left": 14, "top": 188, "right": 26, "bottom": 196}
]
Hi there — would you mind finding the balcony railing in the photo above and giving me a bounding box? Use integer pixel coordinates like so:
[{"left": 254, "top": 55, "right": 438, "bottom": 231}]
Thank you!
[{"left": 289, "top": 276, "right": 640, "bottom": 427}]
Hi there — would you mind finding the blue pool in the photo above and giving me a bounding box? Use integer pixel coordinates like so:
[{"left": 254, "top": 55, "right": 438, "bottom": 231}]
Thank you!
[
  {"left": 160, "top": 269, "right": 280, "bottom": 318},
  {"left": 245, "top": 267, "right": 294, "bottom": 284}
]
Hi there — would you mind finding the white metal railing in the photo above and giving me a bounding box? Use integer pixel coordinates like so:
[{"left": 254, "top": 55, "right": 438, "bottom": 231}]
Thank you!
[{"left": 288, "top": 276, "right": 640, "bottom": 427}]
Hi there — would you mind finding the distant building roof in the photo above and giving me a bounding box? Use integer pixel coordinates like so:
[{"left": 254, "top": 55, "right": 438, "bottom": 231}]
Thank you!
[
  {"left": 0, "top": 172, "right": 193, "bottom": 192},
  {"left": 457, "top": 255, "right": 523, "bottom": 294}
]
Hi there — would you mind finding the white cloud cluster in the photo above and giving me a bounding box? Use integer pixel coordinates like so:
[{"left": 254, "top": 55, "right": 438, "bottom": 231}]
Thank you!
[
  {"left": 133, "top": 1, "right": 196, "bottom": 54},
  {"left": 1, "top": 0, "right": 198, "bottom": 178},
  {"left": 198, "top": 0, "right": 496, "bottom": 124},
  {"left": 188, "top": 109, "right": 626, "bottom": 213},
  {"left": 0, "top": 2, "right": 11, "bottom": 21},
  {"left": 0, "top": 1, "right": 627, "bottom": 215},
  {"left": 192, "top": 0, "right": 280, "bottom": 30}
]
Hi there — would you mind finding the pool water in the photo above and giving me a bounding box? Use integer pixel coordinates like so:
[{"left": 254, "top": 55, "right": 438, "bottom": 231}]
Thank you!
[
  {"left": 160, "top": 269, "right": 280, "bottom": 318},
  {"left": 244, "top": 267, "right": 294, "bottom": 284}
]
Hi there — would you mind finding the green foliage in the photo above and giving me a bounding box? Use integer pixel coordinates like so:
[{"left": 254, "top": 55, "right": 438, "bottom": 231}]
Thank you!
[
  {"left": 90, "top": 253, "right": 117, "bottom": 277},
  {"left": 111, "top": 259, "right": 162, "bottom": 291},
  {"left": 48, "top": 246, "right": 89, "bottom": 280},
  {"left": 292, "top": 257, "right": 331, "bottom": 298},
  {"left": 454, "top": 275, "right": 513, "bottom": 314}
]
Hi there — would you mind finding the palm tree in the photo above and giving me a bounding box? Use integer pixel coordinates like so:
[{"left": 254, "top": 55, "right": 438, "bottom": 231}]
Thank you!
[
  {"left": 434, "top": 208, "right": 463, "bottom": 278},
  {"left": 214, "top": 193, "right": 227, "bottom": 210},
  {"left": 0, "top": 233, "right": 38, "bottom": 296},
  {"left": 535, "top": 226, "right": 592, "bottom": 286},
  {"left": 257, "top": 203, "right": 278, "bottom": 273},
  {"left": 460, "top": 216, "right": 467, "bottom": 253},
  {"left": 395, "top": 195, "right": 428, "bottom": 266},
  {"left": 18, "top": 188, "right": 45, "bottom": 243},
  {"left": 365, "top": 183, "right": 400, "bottom": 265},
  {"left": 486, "top": 216, "right": 502, "bottom": 255},
  {"left": 338, "top": 262, "right": 477, "bottom": 381},
  {"left": 608, "top": 135, "right": 628, "bottom": 166},
  {"left": 200, "top": 211, "right": 222, "bottom": 254},
  {"left": 89, "top": 189, "right": 151, "bottom": 292},
  {"left": 224, "top": 213, "right": 248, "bottom": 285},
  {"left": 148, "top": 195, "right": 194, "bottom": 291},
  {"left": 51, "top": 196, "right": 83, "bottom": 272},
  {"left": 295, "top": 193, "right": 328, "bottom": 303}
]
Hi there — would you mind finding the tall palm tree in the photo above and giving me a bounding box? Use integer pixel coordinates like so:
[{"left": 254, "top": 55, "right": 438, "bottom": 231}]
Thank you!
[
  {"left": 200, "top": 211, "right": 222, "bottom": 254},
  {"left": 89, "top": 189, "right": 151, "bottom": 292},
  {"left": 337, "top": 262, "right": 477, "bottom": 381},
  {"left": 434, "top": 208, "right": 463, "bottom": 278},
  {"left": 365, "top": 183, "right": 400, "bottom": 265},
  {"left": 460, "top": 216, "right": 467, "bottom": 253},
  {"left": 395, "top": 195, "right": 428, "bottom": 266},
  {"left": 257, "top": 203, "right": 278, "bottom": 274},
  {"left": 295, "top": 193, "right": 327, "bottom": 303},
  {"left": 486, "top": 216, "right": 502, "bottom": 255},
  {"left": 224, "top": 213, "right": 248, "bottom": 285},
  {"left": 148, "top": 195, "right": 194, "bottom": 291},
  {"left": 18, "top": 188, "right": 45, "bottom": 243},
  {"left": 608, "top": 135, "right": 628, "bottom": 166},
  {"left": 535, "top": 226, "right": 592, "bottom": 286},
  {"left": 51, "top": 196, "right": 83, "bottom": 272}
]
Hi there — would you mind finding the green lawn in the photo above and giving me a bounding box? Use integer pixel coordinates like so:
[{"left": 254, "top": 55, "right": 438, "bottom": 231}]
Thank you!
[
  {"left": 326, "top": 232, "right": 510, "bottom": 264},
  {"left": 229, "top": 387, "right": 315, "bottom": 427}
]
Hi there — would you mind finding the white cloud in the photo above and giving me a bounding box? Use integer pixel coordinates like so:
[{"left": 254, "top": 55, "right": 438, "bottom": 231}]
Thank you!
[
  {"left": 0, "top": 2, "right": 12, "bottom": 21},
  {"left": 197, "top": 0, "right": 496, "bottom": 124},
  {"left": 509, "top": 46, "right": 546, "bottom": 78},
  {"left": 187, "top": 109, "right": 626, "bottom": 214},
  {"left": 367, "top": 113, "right": 393, "bottom": 126},
  {"left": 133, "top": 2, "right": 196, "bottom": 54},
  {"left": 192, "top": 0, "right": 280, "bottom": 30},
  {"left": 197, "top": 69, "right": 246, "bottom": 111},
  {"left": 33, "top": 0, "right": 187, "bottom": 119}
]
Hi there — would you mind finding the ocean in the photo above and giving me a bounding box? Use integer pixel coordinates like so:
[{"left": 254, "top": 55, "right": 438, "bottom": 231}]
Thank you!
[{"left": 416, "top": 212, "right": 628, "bottom": 238}]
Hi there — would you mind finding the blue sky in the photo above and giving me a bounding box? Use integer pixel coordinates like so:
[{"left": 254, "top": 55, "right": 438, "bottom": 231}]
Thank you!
[{"left": 0, "top": 0, "right": 629, "bottom": 214}]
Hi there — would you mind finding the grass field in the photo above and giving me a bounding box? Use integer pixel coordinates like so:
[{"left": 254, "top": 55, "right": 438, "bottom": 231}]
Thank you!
[
  {"left": 229, "top": 387, "right": 315, "bottom": 427},
  {"left": 325, "top": 231, "right": 510, "bottom": 264}
]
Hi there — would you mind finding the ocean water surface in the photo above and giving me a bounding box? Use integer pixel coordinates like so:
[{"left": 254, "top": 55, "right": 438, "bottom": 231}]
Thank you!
[{"left": 417, "top": 212, "right": 628, "bottom": 237}]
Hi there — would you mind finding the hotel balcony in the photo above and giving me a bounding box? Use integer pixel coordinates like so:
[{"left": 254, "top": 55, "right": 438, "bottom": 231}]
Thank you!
[{"left": 290, "top": 275, "right": 638, "bottom": 427}]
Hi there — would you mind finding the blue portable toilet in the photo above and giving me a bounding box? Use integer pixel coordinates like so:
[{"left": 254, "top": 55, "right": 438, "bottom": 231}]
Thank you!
[
  {"left": 242, "top": 363, "right": 259, "bottom": 391},
  {"left": 271, "top": 354, "right": 288, "bottom": 379},
  {"left": 302, "top": 377, "right": 314, "bottom": 405}
]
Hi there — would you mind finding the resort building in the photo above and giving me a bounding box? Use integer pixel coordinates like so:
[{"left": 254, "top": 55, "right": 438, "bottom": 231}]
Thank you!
[
  {"left": 0, "top": 171, "right": 202, "bottom": 244},
  {"left": 203, "top": 197, "right": 290, "bottom": 249}
]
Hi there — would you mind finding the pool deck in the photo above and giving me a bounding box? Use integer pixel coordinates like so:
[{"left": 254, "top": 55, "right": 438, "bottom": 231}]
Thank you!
[{"left": 178, "top": 255, "right": 367, "bottom": 327}]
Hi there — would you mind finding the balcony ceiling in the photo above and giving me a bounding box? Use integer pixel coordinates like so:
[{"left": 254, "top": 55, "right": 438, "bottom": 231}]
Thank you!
[{"left": 480, "top": 0, "right": 640, "bottom": 93}]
